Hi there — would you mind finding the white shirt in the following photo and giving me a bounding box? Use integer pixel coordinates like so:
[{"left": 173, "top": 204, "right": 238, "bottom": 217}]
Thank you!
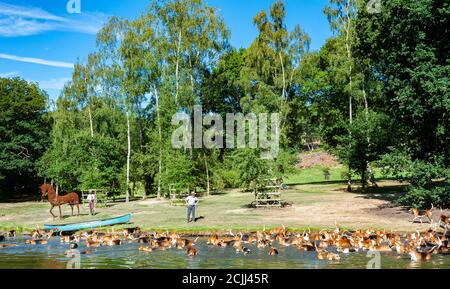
[
  {"left": 186, "top": 196, "right": 198, "bottom": 206},
  {"left": 87, "top": 194, "right": 96, "bottom": 202}
]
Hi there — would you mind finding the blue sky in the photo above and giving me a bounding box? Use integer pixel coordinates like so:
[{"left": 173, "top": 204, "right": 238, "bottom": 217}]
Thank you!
[{"left": 0, "top": 0, "right": 332, "bottom": 100}]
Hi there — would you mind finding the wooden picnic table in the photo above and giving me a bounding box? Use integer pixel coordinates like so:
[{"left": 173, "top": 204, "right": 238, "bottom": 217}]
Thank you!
[{"left": 255, "top": 187, "right": 282, "bottom": 208}]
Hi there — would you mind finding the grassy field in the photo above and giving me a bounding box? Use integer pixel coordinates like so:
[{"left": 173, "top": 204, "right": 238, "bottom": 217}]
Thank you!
[{"left": 0, "top": 167, "right": 434, "bottom": 234}]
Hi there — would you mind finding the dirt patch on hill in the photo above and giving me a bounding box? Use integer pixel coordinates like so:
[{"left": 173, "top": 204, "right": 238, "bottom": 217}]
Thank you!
[{"left": 296, "top": 151, "right": 339, "bottom": 169}]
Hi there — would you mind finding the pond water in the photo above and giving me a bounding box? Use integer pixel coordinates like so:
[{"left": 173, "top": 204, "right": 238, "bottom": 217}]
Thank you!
[{"left": 0, "top": 237, "right": 449, "bottom": 269}]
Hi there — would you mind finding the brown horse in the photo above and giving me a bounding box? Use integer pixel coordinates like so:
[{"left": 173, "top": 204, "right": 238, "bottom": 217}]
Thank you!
[{"left": 40, "top": 184, "right": 80, "bottom": 219}]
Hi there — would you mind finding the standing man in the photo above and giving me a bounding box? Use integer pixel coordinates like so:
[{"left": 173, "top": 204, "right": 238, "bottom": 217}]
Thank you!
[
  {"left": 86, "top": 190, "right": 96, "bottom": 216},
  {"left": 185, "top": 191, "right": 199, "bottom": 223}
]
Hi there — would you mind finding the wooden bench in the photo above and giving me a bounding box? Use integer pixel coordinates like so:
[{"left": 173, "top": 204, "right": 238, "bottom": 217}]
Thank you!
[{"left": 255, "top": 187, "right": 282, "bottom": 208}]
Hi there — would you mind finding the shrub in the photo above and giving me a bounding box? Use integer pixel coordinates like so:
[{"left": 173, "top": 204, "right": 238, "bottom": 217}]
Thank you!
[
  {"left": 321, "top": 167, "right": 331, "bottom": 181},
  {"left": 379, "top": 150, "right": 447, "bottom": 186},
  {"left": 399, "top": 185, "right": 450, "bottom": 209},
  {"left": 381, "top": 150, "right": 450, "bottom": 209},
  {"left": 216, "top": 168, "right": 240, "bottom": 188}
]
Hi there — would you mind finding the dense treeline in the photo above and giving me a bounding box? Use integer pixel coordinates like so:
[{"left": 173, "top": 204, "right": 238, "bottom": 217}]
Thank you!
[
  {"left": 0, "top": 78, "right": 50, "bottom": 196},
  {"left": 0, "top": 0, "right": 448, "bottom": 208}
]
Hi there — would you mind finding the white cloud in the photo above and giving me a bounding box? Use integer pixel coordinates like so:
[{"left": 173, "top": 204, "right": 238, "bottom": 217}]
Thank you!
[
  {"left": 0, "top": 2, "right": 66, "bottom": 21},
  {"left": 0, "top": 2, "right": 108, "bottom": 37},
  {"left": 0, "top": 53, "right": 74, "bottom": 68},
  {"left": 0, "top": 17, "right": 55, "bottom": 36},
  {"left": 0, "top": 71, "right": 18, "bottom": 77}
]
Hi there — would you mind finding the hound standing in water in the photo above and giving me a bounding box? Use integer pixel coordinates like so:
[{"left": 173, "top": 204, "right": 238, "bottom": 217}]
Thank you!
[
  {"left": 269, "top": 247, "right": 279, "bottom": 256},
  {"left": 186, "top": 246, "right": 198, "bottom": 256}
]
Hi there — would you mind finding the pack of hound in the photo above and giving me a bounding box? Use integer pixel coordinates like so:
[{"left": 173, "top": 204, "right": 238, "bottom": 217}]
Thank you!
[{"left": 1, "top": 207, "right": 449, "bottom": 263}]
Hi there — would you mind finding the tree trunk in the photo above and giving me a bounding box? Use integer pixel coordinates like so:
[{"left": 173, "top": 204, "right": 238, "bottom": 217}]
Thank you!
[
  {"left": 157, "top": 149, "right": 162, "bottom": 200},
  {"left": 362, "top": 79, "right": 377, "bottom": 188},
  {"left": 142, "top": 180, "right": 146, "bottom": 200},
  {"left": 88, "top": 106, "right": 94, "bottom": 138},
  {"left": 136, "top": 102, "right": 144, "bottom": 150},
  {"left": 154, "top": 87, "right": 163, "bottom": 200},
  {"left": 204, "top": 154, "right": 210, "bottom": 196},
  {"left": 279, "top": 52, "right": 287, "bottom": 100},
  {"left": 368, "top": 163, "right": 378, "bottom": 187},
  {"left": 175, "top": 29, "right": 182, "bottom": 103},
  {"left": 345, "top": 6, "right": 353, "bottom": 192},
  {"left": 125, "top": 108, "right": 131, "bottom": 203},
  {"left": 188, "top": 56, "right": 195, "bottom": 159},
  {"left": 361, "top": 166, "right": 366, "bottom": 193},
  {"left": 347, "top": 174, "right": 352, "bottom": 192},
  {"left": 344, "top": 5, "right": 353, "bottom": 125},
  {"left": 362, "top": 80, "right": 368, "bottom": 114}
]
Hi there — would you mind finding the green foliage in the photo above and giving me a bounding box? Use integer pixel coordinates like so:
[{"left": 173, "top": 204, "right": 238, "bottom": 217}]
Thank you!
[
  {"left": 269, "top": 149, "right": 297, "bottom": 178},
  {"left": 241, "top": 0, "right": 311, "bottom": 147},
  {"left": 232, "top": 149, "right": 270, "bottom": 190},
  {"left": 201, "top": 152, "right": 238, "bottom": 190},
  {"left": 378, "top": 149, "right": 414, "bottom": 182},
  {"left": 38, "top": 127, "right": 124, "bottom": 192},
  {"left": 297, "top": 36, "right": 360, "bottom": 149},
  {"left": 0, "top": 78, "right": 50, "bottom": 195},
  {"left": 159, "top": 150, "right": 196, "bottom": 195},
  {"left": 37, "top": 89, "right": 127, "bottom": 193},
  {"left": 380, "top": 151, "right": 447, "bottom": 187},
  {"left": 213, "top": 167, "right": 240, "bottom": 189},
  {"left": 336, "top": 111, "right": 392, "bottom": 187},
  {"left": 356, "top": 0, "right": 450, "bottom": 165},
  {"left": 321, "top": 167, "right": 331, "bottom": 181},
  {"left": 231, "top": 149, "right": 295, "bottom": 191},
  {"left": 75, "top": 133, "right": 124, "bottom": 191},
  {"left": 404, "top": 161, "right": 447, "bottom": 189},
  {"left": 399, "top": 185, "right": 450, "bottom": 210},
  {"left": 380, "top": 150, "right": 449, "bottom": 209},
  {"left": 202, "top": 48, "right": 245, "bottom": 114}
]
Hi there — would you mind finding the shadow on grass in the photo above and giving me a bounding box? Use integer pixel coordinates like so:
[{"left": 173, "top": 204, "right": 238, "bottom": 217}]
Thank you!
[
  {"left": 351, "top": 183, "right": 409, "bottom": 203},
  {"left": 210, "top": 191, "right": 229, "bottom": 196},
  {"left": 47, "top": 213, "right": 96, "bottom": 222},
  {"left": 286, "top": 177, "right": 402, "bottom": 187},
  {"left": 0, "top": 194, "right": 41, "bottom": 203},
  {"left": 286, "top": 180, "right": 348, "bottom": 186},
  {"left": 288, "top": 177, "right": 408, "bottom": 204},
  {"left": 63, "top": 213, "right": 93, "bottom": 219},
  {"left": 244, "top": 201, "right": 293, "bottom": 209},
  {"left": 194, "top": 216, "right": 205, "bottom": 222}
]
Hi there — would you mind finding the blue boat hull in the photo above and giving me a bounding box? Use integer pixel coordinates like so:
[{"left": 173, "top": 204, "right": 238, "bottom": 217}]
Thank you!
[{"left": 44, "top": 214, "right": 132, "bottom": 232}]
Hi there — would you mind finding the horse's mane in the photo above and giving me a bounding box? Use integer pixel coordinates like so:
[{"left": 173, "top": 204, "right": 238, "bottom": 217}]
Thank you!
[{"left": 40, "top": 183, "right": 55, "bottom": 195}]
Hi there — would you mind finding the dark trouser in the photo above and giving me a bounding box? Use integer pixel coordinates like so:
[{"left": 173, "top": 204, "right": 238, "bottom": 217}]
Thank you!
[
  {"left": 187, "top": 205, "right": 196, "bottom": 222},
  {"left": 89, "top": 201, "right": 95, "bottom": 215}
]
